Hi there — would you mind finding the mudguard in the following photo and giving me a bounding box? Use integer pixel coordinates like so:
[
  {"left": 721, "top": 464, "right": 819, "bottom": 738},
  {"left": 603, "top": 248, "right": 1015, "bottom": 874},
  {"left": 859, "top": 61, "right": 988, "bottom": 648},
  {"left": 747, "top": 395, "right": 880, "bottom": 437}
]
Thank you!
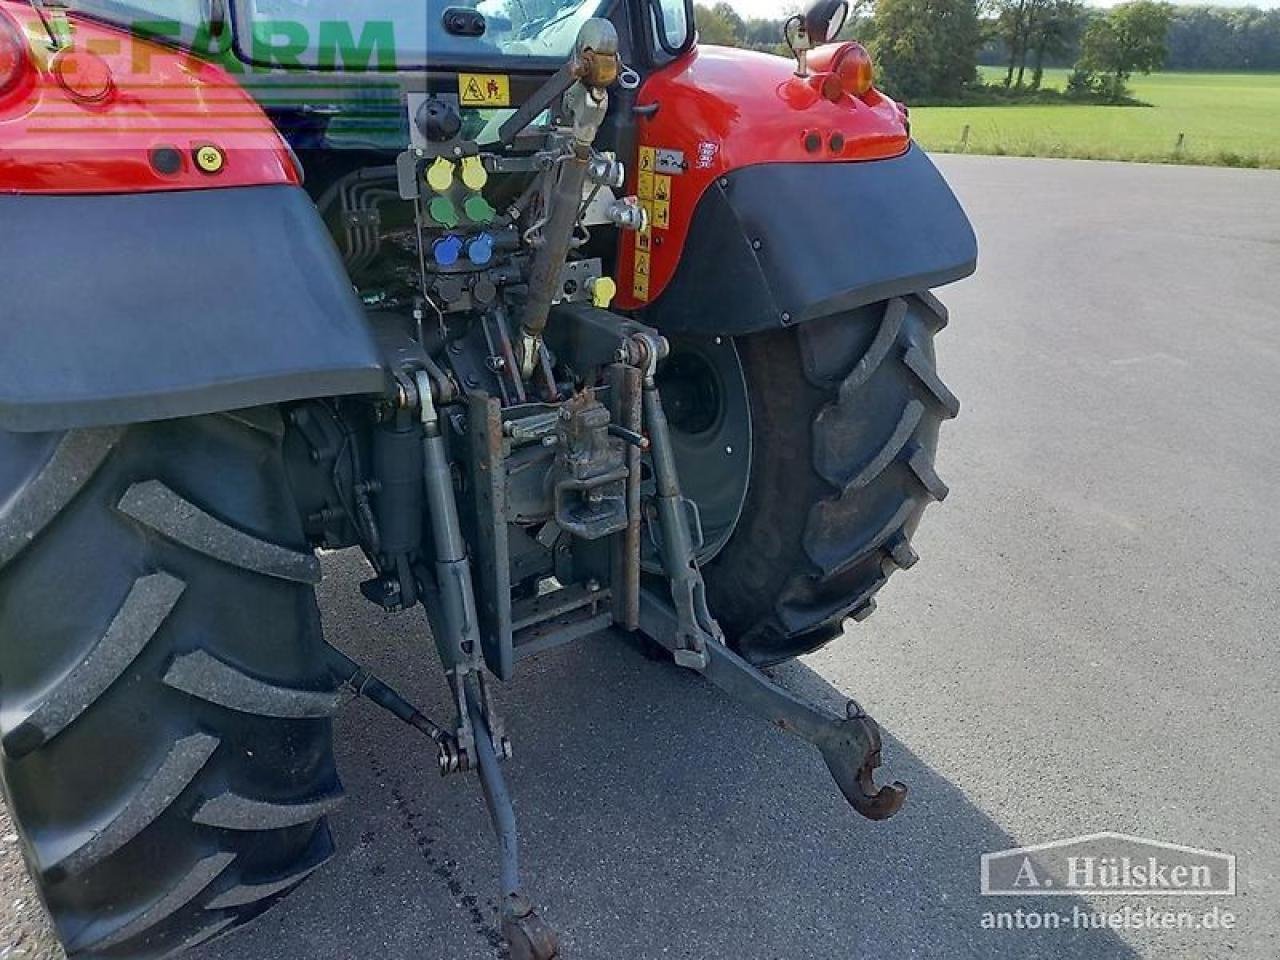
[
  {"left": 642, "top": 144, "right": 978, "bottom": 335},
  {"left": 0, "top": 185, "right": 386, "bottom": 432}
]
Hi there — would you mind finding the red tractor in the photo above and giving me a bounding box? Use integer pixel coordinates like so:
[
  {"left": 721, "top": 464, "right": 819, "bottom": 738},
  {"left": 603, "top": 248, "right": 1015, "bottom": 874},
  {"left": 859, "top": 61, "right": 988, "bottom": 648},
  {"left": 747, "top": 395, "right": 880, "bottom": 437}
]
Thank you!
[{"left": 0, "top": 1, "right": 975, "bottom": 956}]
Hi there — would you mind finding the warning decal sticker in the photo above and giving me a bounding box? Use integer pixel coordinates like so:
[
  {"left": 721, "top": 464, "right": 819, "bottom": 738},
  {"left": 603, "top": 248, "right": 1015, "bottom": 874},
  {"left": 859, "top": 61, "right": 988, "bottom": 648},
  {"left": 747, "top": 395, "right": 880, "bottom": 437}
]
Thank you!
[
  {"left": 632, "top": 145, "right": 682, "bottom": 301},
  {"left": 459, "top": 74, "right": 511, "bottom": 108}
]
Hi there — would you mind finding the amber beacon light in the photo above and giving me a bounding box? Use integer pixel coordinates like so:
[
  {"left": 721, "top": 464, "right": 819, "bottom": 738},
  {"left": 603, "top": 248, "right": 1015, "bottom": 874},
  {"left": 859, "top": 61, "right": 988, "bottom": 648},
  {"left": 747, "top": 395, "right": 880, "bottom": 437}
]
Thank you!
[{"left": 831, "top": 42, "right": 875, "bottom": 98}]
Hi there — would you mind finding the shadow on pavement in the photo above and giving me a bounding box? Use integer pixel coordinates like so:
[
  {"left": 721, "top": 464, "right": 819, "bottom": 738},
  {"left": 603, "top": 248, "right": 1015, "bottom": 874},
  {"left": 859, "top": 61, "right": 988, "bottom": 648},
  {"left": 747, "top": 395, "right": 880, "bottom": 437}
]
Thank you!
[{"left": 195, "top": 551, "right": 1135, "bottom": 960}]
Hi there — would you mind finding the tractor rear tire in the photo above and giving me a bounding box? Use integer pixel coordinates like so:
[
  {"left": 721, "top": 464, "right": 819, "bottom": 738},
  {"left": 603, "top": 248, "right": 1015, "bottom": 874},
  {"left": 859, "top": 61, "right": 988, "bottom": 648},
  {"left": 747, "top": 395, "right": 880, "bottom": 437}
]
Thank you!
[
  {"left": 704, "top": 293, "right": 958, "bottom": 666},
  {"left": 0, "top": 410, "right": 342, "bottom": 958}
]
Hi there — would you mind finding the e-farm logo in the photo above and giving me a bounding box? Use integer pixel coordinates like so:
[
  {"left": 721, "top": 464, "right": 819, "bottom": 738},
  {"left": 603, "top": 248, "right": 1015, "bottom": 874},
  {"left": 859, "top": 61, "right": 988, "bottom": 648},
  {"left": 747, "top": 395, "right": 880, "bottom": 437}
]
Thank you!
[
  {"left": 981, "top": 833, "right": 1236, "bottom": 897},
  {"left": 68, "top": 18, "right": 403, "bottom": 73}
]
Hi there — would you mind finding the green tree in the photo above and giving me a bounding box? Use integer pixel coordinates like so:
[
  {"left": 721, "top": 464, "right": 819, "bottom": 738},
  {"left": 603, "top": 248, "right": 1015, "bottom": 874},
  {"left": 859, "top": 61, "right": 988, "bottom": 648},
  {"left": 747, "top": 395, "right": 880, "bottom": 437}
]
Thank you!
[
  {"left": 1027, "top": 0, "right": 1086, "bottom": 88},
  {"left": 1165, "top": 6, "right": 1280, "bottom": 72},
  {"left": 712, "top": 2, "right": 747, "bottom": 40},
  {"left": 991, "top": 0, "right": 1084, "bottom": 89},
  {"left": 872, "top": 0, "right": 982, "bottom": 100},
  {"left": 993, "top": 0, "right": 1033, "bottom": 87},
  {"left": 1077, "top": 0, "right": 1171, "bottom": 100},
  {"left": 743, "top": 17, "right": 782, "bottom": 46},
  {"left": 694, "top": 3, "right": 741, "bottom": 45}
]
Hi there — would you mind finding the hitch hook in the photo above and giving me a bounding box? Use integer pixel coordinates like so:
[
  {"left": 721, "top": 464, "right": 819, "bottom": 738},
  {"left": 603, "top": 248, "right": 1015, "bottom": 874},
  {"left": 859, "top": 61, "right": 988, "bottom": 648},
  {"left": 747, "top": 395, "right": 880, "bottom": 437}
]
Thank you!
[
  {"left": 816, "top": 705, "right": 909, "bottom": 821},
  {"left": 638, "top": 592, "right": 908, "bottom": 822}
]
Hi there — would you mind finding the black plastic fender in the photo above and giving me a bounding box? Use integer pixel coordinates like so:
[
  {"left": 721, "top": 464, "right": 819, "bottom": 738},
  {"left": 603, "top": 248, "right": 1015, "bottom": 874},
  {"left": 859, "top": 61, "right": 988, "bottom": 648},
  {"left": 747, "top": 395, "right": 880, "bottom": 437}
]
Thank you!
[
  {"left": 0, "top": 185, "right": 385, "bottom": 432},
  {"left": 641, "top": 144, "right": 977, "bottom": 335}
]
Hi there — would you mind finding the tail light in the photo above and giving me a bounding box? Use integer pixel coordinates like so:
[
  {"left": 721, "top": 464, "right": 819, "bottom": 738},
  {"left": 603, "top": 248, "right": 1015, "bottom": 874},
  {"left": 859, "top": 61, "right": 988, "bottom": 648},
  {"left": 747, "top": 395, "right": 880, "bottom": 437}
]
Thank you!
[
  {"left": 0, "top": 9, "right": 32, "bottom": 99},
  {"left": 831, "top": 42, "right": 874, "bottom": 98}
]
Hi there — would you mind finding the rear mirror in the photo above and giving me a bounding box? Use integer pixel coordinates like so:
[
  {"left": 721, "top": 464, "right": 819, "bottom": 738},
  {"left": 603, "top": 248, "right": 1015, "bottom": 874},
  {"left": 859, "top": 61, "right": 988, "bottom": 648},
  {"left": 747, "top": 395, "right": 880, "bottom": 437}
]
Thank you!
[
  {"left": 805, "top": 0, "right": 849, "bottom": 45},
  {"left": 786, "top": 0, "right": 850, "bottom": 76}
]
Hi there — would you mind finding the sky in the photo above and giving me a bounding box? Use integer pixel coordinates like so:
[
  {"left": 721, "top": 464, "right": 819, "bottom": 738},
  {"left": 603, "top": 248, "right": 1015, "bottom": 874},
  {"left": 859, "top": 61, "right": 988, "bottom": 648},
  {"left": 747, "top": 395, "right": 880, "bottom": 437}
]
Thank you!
[{"left": 722, "top": 0, "right": 1279, "bottom": 16}]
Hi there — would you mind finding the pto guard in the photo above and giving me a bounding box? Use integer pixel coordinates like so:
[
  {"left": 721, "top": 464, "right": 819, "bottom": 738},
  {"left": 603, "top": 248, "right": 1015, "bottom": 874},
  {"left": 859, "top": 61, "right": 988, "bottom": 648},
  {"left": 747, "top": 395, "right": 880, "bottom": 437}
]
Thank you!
[{"left": 0, "top": 2, "right": 384, "bottom": 432}]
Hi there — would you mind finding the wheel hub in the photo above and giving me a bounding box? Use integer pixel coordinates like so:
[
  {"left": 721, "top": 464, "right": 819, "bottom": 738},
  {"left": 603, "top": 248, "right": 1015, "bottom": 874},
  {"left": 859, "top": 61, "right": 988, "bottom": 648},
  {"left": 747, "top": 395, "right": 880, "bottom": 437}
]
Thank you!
[{"left": 648, "top": 336, "right": 753, "bottom": 567}]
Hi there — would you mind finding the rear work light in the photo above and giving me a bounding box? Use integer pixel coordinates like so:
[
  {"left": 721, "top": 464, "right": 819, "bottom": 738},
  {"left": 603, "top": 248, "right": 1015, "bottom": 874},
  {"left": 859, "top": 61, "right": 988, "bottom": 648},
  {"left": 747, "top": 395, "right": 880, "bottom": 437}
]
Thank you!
[{"left": 0, "top": 9, "right": 32, "bottom": 99}]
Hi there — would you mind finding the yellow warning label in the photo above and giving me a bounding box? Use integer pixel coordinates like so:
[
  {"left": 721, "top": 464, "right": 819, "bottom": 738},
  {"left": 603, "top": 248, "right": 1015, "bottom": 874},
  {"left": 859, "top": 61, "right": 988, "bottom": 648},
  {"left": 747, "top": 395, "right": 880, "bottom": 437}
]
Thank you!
[
  {"left": 459, "top": 73, "right": 511, "bottom": 107},
  {"left": 638, "top": 146, "right": 656, "bottom": 173},
  {"left": 633, "top": 219, "right": 655, "bottom": 301},
  {"left": 637, "top": 170, "right": 655, "bottom": 201},
  {"left": 653, "top": 200, "right": 671, "bottom": 231},
  {"left": 653, "top": 174, "right": 672, "bottom": 203}
]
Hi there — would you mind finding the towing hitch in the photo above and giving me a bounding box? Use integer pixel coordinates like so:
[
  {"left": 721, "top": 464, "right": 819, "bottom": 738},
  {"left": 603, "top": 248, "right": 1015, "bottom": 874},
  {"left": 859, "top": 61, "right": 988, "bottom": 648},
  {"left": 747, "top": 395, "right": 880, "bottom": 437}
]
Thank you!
[{"left": 638, "top": 592, "right": 908, "bottom": 821}]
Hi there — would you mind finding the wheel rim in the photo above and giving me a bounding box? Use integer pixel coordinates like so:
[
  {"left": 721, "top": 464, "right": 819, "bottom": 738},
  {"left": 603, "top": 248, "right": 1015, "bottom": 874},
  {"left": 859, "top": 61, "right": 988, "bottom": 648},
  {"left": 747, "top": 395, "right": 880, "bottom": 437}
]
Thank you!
[{"left": 645, "top": 335, "right": 753, "bottom": 568}]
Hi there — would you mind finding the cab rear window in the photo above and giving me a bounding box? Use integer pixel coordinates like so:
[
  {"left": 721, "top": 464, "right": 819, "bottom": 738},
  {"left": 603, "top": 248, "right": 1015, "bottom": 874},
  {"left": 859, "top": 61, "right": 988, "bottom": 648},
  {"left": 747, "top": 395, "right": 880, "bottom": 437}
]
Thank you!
[{"left": 232, "top": 0, "right": 608, "bottom": 71}]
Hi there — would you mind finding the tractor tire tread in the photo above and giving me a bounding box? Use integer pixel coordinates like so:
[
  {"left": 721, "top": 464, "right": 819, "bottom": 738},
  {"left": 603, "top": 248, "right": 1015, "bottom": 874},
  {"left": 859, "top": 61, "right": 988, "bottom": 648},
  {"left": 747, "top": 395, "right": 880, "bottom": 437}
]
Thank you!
[
  {"left": 45, "top": 733, "right": 221, "bottom": 881},
  {"left": 205, "top": 844, "right": 332, "bottom": 912},
  {"left": 163, "top": 649, "right": 342, "bottom": 719},
  {"left": 193, "top": 790, "right": 346, "bottom": 832},
  {"left": 71, "top": 852, "right": 237, "bottom": 954},
  {"left": 117, "top": 479, "right": 321, "bottom": 584},
  {"left": 706, "top": 293, "right": 957, "bottom": 665},
  {"left": 0, "top": 428, "right": 122, "bottom": 568},
  {"left": 0, "top": 412, "right": 341, "bottom": 959},
  {"left": 3, "top": 572, "right": 186, "bottom": 758}
]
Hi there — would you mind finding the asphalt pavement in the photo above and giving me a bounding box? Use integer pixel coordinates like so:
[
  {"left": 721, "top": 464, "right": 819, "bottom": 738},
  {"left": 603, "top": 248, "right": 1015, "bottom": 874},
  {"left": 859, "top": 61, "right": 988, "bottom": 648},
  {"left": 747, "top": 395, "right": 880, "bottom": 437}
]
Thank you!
[{"left": 5, "top": 155, "right": 1279, "bottom": 960}]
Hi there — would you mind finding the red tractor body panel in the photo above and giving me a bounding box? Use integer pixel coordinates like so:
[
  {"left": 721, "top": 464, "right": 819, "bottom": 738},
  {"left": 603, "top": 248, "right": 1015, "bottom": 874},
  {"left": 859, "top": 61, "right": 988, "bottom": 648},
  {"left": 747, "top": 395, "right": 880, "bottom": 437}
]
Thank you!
[
  {"left": 0, "top": 2, "right": 295, "bottom": 194},
  {"left": 617, "top": 44, "right": 910, "bottom": 310}
]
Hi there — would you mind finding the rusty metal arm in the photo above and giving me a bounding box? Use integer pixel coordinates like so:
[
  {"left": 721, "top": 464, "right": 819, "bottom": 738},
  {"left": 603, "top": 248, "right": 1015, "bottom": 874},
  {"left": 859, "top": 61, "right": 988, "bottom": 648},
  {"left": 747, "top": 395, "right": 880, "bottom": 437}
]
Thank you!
[{"left": 638, "top": 590, "right": 908, "bottom": 821}]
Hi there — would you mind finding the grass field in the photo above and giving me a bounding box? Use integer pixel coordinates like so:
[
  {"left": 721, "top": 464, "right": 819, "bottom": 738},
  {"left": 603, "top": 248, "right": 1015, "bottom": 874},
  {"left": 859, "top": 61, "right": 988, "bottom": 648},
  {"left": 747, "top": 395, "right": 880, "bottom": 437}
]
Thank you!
[{"left": 910, "top": 68, "right": 1280, "bottom": 168}]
